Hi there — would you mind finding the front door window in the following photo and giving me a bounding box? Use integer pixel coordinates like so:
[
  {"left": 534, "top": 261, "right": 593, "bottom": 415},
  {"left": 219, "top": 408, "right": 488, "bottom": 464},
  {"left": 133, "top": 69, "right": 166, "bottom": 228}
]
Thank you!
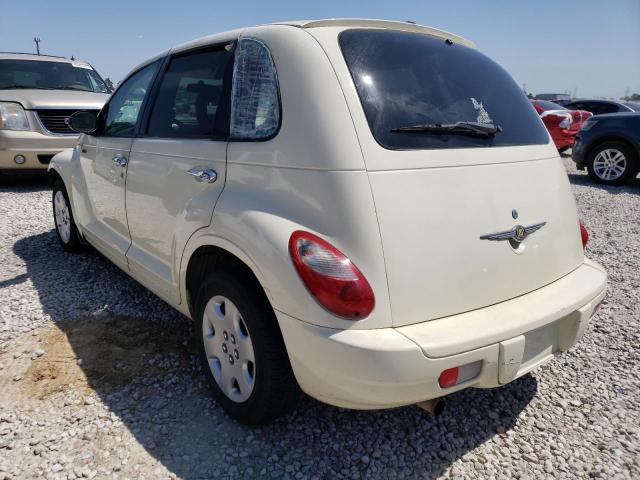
[{"left": 101, "top": 61, "right": 160, "bottom": 137}]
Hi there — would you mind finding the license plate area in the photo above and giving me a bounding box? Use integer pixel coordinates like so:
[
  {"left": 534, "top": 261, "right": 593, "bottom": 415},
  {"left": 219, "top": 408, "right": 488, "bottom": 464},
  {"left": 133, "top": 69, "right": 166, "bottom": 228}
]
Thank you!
[{"left": 498, "top": 313, "right": 579, "bottom": 383}]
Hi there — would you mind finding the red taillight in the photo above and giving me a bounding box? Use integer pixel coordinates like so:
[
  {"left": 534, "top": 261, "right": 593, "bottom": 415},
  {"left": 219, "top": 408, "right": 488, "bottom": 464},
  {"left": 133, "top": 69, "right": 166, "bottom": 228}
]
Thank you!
[
  {"left": 579, "top": 221, "right": 589, "bottom": 249},
  {"left": 288, "top": 231, "right": 374, "bottom": 320},
  {"left": 439, "top": 367, "right": 459, "bottom": 388}
]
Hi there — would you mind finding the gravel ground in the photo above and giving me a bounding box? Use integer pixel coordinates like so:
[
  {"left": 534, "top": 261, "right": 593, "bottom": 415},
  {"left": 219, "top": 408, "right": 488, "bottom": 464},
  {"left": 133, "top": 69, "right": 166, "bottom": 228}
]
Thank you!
[{"left": 0, "top": 160, "right": 638, "bottom": 479}]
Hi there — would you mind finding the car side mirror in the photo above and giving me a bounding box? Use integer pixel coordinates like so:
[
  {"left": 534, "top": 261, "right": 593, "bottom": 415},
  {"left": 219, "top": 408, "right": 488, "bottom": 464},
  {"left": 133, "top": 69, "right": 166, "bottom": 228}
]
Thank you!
[{"left": 69, "top": 111, "right": 98, "bottom": 134}]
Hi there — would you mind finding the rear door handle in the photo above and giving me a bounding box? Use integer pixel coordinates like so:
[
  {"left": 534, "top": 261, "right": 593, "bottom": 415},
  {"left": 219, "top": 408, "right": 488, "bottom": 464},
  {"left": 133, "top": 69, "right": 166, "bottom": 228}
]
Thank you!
[
  {"left": 112, "top": 154, "right": 128, "bottom": 167},
  {"left": 187, "top": 167, "right": 217, "bottom": 183}
]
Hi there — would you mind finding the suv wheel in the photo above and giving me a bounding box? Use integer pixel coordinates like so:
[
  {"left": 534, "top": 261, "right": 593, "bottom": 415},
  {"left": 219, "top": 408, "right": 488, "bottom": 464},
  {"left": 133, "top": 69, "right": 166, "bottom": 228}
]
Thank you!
[
  {"left": 195, "top": 271, "right": 300, "bottom": 425},
  {"left": 52, "top": 179, "right": 85, "bottom": 253},
  {"left": 587, "top": 141, "right": 638, "bottom": 185}
]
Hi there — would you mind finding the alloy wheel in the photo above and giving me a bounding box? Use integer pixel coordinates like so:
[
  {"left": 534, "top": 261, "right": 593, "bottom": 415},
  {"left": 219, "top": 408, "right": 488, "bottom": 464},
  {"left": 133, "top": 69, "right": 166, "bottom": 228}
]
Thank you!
[{"left": 593, "top": 148, "right": 627, "bottom": 181}]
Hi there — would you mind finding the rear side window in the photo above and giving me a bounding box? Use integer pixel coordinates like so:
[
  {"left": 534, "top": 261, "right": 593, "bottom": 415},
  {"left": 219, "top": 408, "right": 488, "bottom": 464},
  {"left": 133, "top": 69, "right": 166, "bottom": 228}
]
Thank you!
[
  {"left": 339, "top": 30, "right": 549, "bottom": 150},
  {"left": 146, "top": 48, "right": 234, "bottom": 138},
  {"left": 230, "top": 38, "right": 280, "bottom": 140},
  {"left": 601, "top": 103, "right": 621, "bottom": 114},
  {"left": 575, "top": 102, "right": 618, "bottom": 115},
  {"left": 534, "top": 100, "right": 566, "bottom": 111}
]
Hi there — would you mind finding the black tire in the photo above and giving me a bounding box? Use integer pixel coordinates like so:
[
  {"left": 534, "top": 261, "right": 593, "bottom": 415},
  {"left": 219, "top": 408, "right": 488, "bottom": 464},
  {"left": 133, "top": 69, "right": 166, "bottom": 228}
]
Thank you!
[
  {"left": 52, "top": 179, "right": 86, "bottom": 253},
  {"left": 195, "top": 271, "right": 301, "bottom": 425},
  {"left": 586, "top": 141, "right": 638, "bottom": 185}
]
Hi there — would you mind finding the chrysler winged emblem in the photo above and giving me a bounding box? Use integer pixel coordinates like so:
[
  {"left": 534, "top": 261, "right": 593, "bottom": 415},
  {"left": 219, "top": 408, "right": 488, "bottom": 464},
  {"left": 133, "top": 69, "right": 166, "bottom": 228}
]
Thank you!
[{"left": 480, "top": 222, "right": 546, "bottom": 243}]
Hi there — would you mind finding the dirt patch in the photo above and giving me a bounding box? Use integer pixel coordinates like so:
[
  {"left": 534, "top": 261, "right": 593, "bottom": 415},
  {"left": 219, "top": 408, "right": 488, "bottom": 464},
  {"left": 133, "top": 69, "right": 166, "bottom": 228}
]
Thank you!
[{"left": 1, "top": 316, "right": 191, "bottom": 402}]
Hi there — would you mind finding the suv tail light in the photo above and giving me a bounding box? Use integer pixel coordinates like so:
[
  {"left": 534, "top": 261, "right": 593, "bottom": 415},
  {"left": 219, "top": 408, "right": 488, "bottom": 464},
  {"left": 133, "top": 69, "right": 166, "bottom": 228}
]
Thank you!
[
  {"left": 580, "top": 221, "right": 589, "bottom": 249},
  {"left": 289, "top": 231, "right": 374, "bottom": 319}
]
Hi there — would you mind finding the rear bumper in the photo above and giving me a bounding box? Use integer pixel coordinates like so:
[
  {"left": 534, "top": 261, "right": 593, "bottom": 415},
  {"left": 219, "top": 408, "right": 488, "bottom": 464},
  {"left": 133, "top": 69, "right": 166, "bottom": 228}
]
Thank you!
[
  {"left": 551, "top": 129, "right": 578, "bottom": 150},
  {"left": 277, "top": 259, "right": 607, "bottom": 409},
  {"left": 0, "top": 130, "right": 78, "bottom": 171}
]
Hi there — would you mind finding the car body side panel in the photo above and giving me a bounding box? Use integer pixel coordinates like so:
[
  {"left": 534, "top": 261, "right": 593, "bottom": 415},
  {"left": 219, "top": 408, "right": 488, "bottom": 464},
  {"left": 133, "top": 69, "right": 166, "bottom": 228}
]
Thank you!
[
  {"left": 73, "top": 135, "right": 133, "bottom": 270},
  {"left": 48, "top": 147, "right": 76, "bottom": 188},
  {"left": 197, "top": 163, "right": 392, "bottom": 330},
  {"left": 125, "top": 139, "right": 228, "bottom": 305}
]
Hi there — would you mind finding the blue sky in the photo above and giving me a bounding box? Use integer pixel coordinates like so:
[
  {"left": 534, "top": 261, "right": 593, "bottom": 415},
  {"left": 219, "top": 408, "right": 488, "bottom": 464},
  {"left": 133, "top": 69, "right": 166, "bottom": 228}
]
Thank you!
[{"left": 1, "top": 0, "right": 639, "bottom": 98}]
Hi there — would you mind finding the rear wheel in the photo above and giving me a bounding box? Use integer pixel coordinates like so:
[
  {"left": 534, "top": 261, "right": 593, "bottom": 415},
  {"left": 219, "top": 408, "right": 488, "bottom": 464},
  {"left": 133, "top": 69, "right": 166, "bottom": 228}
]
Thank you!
[
  {"left": 587, "top": 141, "right": 638, "bottom": 185},
  {"left": 52, "top": 179, "right": 85, "bottom": 253},
  {"left": 195, "top": 271, "right": 300, "bottom": 425}
]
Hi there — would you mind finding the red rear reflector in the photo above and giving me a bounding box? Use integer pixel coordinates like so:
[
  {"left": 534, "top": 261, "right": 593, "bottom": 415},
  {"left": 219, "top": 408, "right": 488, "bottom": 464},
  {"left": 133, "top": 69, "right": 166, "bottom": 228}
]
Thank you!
[
  {"left": 439, "top": 367, "right": 459, "bottom": 388},
  {"left": 289, "top": 231, "right": 375, "bottom": 319},
  {"left": 579, "top": 221, "right": 589, "bottom": 249}
]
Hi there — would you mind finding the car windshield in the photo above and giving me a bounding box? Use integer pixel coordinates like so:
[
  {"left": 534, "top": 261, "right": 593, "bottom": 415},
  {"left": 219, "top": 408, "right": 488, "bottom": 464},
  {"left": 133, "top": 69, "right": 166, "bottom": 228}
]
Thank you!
[
  {"left": 622, "top": 102, "right": 640, "bottom": 111},
  {"left": 534, "top": 100, "right": 567, "bottom": 111},
  {"left": 339, "top": 29, "right": 549, "bottom": 150},
  {"left": 0, "top": 59, "right": 109, "bottom": 93}
]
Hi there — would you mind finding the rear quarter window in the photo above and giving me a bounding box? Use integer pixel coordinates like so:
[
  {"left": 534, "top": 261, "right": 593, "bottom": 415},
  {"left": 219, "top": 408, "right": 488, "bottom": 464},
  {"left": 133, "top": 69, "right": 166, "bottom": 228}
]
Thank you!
[{"left": 339, "top": 30, "right": 549, "bottom": 150}]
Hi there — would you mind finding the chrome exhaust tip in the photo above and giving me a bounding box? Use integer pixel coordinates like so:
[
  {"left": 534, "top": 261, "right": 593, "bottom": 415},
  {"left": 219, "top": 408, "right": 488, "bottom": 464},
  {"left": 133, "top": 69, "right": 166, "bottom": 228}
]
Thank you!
[{"left": 416, "top": 398, "right": 445, "bottom": 416}]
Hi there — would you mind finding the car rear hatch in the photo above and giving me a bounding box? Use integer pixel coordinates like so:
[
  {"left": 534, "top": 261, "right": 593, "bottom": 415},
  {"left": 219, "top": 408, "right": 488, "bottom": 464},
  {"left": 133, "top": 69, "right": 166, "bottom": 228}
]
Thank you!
[{"left": 337, "top": 29, "right": 585, "bottom": 327}]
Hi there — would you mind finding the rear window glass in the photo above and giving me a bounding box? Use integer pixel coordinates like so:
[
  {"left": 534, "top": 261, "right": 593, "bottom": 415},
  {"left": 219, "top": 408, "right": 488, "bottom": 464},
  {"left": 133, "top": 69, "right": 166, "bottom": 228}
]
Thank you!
[
  {"left": 339, "top": 30, "right": 549, "bottom": 150},
  {"left": 534, "top": 100, "right": 566, "bottom": 111}
]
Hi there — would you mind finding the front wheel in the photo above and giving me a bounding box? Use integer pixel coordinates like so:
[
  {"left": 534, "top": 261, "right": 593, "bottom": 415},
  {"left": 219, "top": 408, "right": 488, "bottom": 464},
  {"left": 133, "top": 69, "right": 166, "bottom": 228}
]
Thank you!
[
  {"left": 587, "top": 141, "right": 638, "bottom": 185},
  {"left": 195, "top": 272, "right": 300, "bottom": 425},
  {"left": 52, "top": 179, "right": 85, "bottom": 253}
]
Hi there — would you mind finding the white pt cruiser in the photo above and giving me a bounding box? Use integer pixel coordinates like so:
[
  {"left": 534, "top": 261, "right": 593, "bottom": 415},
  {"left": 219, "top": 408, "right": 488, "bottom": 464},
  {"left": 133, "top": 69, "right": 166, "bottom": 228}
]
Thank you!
[{"left": 50, "top": 19, "right": 607, "bottom": 424}]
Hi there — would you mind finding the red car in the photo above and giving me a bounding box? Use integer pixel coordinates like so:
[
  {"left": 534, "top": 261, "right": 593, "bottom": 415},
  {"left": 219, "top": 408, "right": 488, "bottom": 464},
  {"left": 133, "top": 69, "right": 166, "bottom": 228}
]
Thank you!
[{"left": 531, "top": 100, "right": 592, "bottom": 152}]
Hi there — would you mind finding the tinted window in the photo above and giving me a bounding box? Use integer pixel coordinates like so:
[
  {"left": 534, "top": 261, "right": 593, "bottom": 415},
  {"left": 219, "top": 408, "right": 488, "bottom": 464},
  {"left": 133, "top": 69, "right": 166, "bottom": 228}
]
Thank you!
[
  {"left": 147, "top": 48, "right": 233, "bottom": 138},
  {"left": 533, "top": 100, "right": 566, "bottom": 111},
  {"left": 566, "top": 102, "right": 584, "bottom": 110},
  {"left": 574, "top": 102, "right": 618, "bottom": 115},
  {"left": 0, "top": 59, "right": 108, "bottom": 93},
  {"left": 339, "top": 30, "right": 548, "bottom": 150},
  {"left": 102, "top": 61, "right": 159, "bottom": 137},
  {"left": 621, "top": 102, "right": 639, "bottom": 111},
  {"left": 597, "top": 103, "right": 620, "bottom": 114}
]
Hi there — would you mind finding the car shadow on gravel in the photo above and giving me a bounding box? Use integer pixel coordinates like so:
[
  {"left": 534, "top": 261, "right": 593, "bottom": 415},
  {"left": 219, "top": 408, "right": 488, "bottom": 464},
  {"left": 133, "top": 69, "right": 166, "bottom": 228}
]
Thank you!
[
  {"left": 14, "top": 230, "right": 537, "bottom": 479},
  {"left": 0, "top": 173, "right": 50, "bottom": 191},
  {"left": 567, "top": 171, "right": 640, "bottom": 194}
]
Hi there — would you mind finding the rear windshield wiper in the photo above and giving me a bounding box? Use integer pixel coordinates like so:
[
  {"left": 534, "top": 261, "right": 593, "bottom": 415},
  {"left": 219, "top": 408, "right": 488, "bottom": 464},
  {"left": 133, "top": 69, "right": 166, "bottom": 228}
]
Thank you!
[{"left": 390, "top": 121, "right": 502, "bottom": 137}]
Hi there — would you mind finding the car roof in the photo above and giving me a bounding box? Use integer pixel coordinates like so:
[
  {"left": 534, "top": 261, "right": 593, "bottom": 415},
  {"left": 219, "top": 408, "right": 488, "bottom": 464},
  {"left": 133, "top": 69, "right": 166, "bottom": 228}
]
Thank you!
[
  {"left": 0, "top": 52, "right": 82, "bottom": 63},
  {"left": 272, "top": 19, "right": 475, "bottom": 48},
  {"left": 127, "top": 19, "right": 476, "bottom": 83},
  {"left": 170, "top": 18, "right": 475, "bottom": 55},
  {"left": 567, "top": 99, "right": 622, "bottom": 105}
]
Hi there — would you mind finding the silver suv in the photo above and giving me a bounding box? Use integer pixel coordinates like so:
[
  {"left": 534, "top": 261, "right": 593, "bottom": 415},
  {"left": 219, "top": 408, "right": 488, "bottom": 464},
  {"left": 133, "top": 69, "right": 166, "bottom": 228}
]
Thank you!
[{"left": 0, "top": 53, "right": 110, "bottom": 174}]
